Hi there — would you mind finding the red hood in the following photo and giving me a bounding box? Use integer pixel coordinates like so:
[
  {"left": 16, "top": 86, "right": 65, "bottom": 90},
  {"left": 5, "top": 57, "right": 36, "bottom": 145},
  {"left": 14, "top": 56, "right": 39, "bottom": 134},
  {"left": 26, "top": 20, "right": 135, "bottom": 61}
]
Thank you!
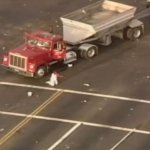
[{"left": 9, "top": 44, "right": 49, "bottom": 59}]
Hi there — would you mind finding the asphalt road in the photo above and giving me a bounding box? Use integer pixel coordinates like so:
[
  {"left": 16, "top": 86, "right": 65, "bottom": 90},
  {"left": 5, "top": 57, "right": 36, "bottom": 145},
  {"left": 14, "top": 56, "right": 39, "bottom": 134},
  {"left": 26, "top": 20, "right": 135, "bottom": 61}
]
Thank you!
[{"left": 0, "top": 0, "right": 150, "bottom": 150}]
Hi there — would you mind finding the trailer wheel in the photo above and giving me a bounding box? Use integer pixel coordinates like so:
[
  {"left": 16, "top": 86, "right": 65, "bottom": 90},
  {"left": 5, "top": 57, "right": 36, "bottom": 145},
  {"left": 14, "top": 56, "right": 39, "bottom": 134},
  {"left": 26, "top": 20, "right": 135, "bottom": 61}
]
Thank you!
[
  {"left": 124, "top": 26, "right": 143, "bottom": 41},
  {"left": 35, "top": 66, "right": 47, "bottom": 78},
  {"left": 79, "top": 44, "right": 98, "bottom": 59}
]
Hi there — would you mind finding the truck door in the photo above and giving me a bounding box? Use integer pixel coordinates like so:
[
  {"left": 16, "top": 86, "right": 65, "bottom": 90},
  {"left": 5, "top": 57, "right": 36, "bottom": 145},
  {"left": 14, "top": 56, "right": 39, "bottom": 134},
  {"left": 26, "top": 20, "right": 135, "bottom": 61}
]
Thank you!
[{"left": 52, "top": 42, "right": 66, "bottom": 60}]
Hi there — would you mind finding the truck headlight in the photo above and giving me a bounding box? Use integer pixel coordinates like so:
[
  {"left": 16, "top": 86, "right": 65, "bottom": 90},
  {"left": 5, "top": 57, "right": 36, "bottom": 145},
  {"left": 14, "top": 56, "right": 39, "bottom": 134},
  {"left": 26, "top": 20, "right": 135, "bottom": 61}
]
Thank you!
[
  {"left": 2, "top": 55, "right": 8, "bottom": 65},
  {"left": 29, "top": 63, "right": 35, "bottom": 69},
  {"left": 3, "top": 55, "right": 8, "bottom": 63},
  {"left": 3, "top": 57, "right": 8, "bottom": 62}
]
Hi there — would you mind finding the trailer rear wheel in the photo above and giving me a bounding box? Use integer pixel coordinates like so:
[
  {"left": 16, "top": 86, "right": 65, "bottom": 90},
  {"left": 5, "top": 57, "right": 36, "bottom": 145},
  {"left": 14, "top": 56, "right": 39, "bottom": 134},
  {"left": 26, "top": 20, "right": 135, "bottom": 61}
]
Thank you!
[
  {"left": 124, "top": 26, "right": 143, "bottom": 41},
  {"left": 79, "top": 44, "right": 98, "bottom": 59},
  {"left": 35, "top": 66, "right": 47, "bottom": 78}
]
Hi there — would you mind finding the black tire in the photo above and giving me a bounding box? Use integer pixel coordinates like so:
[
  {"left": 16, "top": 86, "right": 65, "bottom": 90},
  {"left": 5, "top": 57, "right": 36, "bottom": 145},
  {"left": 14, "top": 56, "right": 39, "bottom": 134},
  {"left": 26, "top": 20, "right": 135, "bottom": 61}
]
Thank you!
[
  {"left": 123, "top": 26, "right": 143, "bottom": 41},
  {"left": 35, "top": 66, "right": 47, "bottom": 78},
  {"left": 81, "top": 46, "right": 98, "bottom": 59}
]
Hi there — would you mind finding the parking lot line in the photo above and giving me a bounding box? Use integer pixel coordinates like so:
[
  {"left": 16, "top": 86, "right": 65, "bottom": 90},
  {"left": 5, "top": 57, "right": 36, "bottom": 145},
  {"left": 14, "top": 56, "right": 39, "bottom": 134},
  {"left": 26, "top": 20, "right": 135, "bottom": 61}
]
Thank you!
[
  {"left": 0, "top": 111, "right": 150, "bottom": 135},
  {"left": 0, "top": 90, "right": 63, "bottom": 146},
  {"left": 47, "top": 123, "right": 81, "bottom": 150},
  {"left": 0, "top": 82, "right": 150, "bottom": 104},
  {"left": 110, "top": 129, "right": 135, "bottom": 150}
]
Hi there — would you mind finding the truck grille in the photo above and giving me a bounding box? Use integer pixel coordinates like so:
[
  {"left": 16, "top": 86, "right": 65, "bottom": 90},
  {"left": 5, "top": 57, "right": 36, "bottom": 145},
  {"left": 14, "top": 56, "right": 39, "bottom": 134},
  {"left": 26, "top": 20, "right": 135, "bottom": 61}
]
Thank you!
[{"left": 9, "top": 53, "right": 27, "bottom": 70}]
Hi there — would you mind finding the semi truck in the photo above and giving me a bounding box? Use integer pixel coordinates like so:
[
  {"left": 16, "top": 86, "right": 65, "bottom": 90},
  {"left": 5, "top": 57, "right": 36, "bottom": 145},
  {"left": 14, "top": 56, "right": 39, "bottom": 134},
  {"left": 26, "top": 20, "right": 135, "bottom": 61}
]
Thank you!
[{"left": 1, "top": 0, "right": 150, "bottom": 78}]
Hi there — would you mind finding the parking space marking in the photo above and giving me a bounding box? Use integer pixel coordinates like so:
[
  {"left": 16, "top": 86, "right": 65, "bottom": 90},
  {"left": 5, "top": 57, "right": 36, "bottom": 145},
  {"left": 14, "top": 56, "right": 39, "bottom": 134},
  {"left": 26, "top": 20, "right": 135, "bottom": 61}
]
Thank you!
[
  {"left": 0, "top": 111, "right": 150, "bottom": 135},
  {"left": 47, "top": 123, "right": 81, "bottom": 150},
  {"left": 0, "top": 82, "right": 150, "bottom": 104},
  {"left": 0, "top": 111, "right": 79, "bottom": 124},
  {"left": 110, "top": 129, "right": 135, "bottom": 150},
  {"left": 0, "top": 90, "right": 63, "bottom": 146}
]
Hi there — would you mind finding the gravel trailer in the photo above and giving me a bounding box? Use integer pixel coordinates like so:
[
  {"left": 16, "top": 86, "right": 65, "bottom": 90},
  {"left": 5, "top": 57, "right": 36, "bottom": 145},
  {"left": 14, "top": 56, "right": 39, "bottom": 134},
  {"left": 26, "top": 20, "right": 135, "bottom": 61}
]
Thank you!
[{"left": 60, "top": 0, "right": 144, "bottom": 57}]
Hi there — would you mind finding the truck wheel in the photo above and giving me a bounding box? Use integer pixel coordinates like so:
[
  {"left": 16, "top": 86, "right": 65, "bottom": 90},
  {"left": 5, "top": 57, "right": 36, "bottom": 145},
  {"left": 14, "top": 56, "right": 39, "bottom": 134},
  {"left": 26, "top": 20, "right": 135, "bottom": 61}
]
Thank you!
[
  {"left": 79, "top": 44, "right": 98, "bottom": 59},
  {"left": 35, "top": 66, "right": 46, "bottom": 78},
  {"left": 124, "top": 26, "right": 143, "bottom": 41}
]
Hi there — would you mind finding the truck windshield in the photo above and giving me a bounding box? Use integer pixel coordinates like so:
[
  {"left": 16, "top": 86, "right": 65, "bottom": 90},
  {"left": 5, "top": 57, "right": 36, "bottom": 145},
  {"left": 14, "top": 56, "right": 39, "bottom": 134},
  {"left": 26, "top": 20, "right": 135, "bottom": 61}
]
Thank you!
[{"left": 27, "top": 38, "right": 50, "bottom": 49}]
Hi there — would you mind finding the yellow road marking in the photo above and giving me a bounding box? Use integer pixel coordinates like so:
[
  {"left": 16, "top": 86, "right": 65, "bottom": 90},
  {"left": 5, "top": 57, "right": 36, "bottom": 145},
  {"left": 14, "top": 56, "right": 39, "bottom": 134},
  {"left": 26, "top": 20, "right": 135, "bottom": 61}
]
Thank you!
[{"left": 0, "top": 90, "right": 63, "bottom": 145}]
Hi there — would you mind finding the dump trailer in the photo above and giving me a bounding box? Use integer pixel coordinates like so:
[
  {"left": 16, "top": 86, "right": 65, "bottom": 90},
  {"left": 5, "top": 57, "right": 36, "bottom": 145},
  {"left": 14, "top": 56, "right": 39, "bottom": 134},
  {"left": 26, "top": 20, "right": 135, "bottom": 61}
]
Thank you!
[
  {"left": 59, "top": 0, "right": 147, "bottom": 59},
  {"left": 61, "top": 0, "right": 138, "bottom": 45},
  {"left": 1, "top": 0, "right": 150, "bottom": 78}
]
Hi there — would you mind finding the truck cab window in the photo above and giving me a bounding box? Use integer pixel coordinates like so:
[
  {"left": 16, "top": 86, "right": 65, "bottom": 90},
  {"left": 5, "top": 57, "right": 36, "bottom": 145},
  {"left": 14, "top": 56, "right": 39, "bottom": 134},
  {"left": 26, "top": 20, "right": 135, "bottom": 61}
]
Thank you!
[{"left": 54, "top": 42, "right": 63, "bottom": 51}]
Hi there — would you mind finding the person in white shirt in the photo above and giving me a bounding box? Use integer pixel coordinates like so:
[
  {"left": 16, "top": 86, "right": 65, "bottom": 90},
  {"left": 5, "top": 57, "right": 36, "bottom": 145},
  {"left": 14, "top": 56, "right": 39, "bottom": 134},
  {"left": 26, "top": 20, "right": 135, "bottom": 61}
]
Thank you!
[
  {"left": 48, "top": 71, "right": 58, "bottom": 86},
  {"left": 46, "top": 71, "right": 63, "bottom": 86}
]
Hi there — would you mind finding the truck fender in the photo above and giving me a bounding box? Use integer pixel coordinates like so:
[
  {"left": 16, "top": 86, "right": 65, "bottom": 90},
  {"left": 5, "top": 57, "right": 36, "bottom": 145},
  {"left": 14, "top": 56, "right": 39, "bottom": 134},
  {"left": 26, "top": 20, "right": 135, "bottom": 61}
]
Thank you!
[
  {"left": 127, "top": 19, "right": 144, "bottom": 29},
  {"left": 123, "top": 19, "right": 144, "bottom": 40},
  {"left": 79, "top": 43, "right": 98, "bottom": 59},
  {"left": 63, "top": 51, "right": 77, "bottom": 64}
]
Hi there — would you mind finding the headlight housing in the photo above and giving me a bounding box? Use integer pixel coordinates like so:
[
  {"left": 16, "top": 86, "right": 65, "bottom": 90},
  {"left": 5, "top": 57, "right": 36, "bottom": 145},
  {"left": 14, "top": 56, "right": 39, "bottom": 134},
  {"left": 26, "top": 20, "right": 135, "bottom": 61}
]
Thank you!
[
  {"left": 2, "top": 55, "right": 8, "bottom": 65},
  {"left": 28, "top": 63, "right": 36, "bottom": 72}
]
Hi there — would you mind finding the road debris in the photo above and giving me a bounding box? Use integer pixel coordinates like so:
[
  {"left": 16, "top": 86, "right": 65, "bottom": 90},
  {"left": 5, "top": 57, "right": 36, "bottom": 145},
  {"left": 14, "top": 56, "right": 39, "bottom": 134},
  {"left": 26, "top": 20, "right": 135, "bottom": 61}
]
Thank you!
[
  {"left": 27, "top": 91, "right": 33, "bottom": 97},
  {"left": 23, "top": 3, "right": 27, "bottom": 7},
  {"left": 82, "top": 9, "right": 86, "bottom": 14},
  {"left": 130, "top": 108, "right": 134, "bottom": 111},
  {"left": 83, "top": 83, "right": 90, "bottom": 87},
  {"left": 98, "top": 107, "right": 103, "bottom": 111},
  {"left": 0, "top": 128, "right": 4, "bottom": 132},
  {"left": 67, "top": 64, "right": 73, "bottom": 68},
  {"left": 2, "top": 46, "right": 6, "bottom": 51},
  {"left": 65, "top": 145, "right": 71, "bottom": 149},
  {"left": 81, "top": 99, "right": 87, "bottom": 103},
  {"left": 146, "top": 75, "right": 150, "bottom": 79},
  {"left": 35, "top": 140, "right": 39, "bottom": 144}
]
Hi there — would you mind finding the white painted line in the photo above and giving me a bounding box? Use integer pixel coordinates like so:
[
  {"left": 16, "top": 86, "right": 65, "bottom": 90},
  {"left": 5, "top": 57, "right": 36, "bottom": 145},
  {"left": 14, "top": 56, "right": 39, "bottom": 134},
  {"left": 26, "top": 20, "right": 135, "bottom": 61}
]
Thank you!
[
  {"left": 0, "top": 111, "right": 79, "bottom": 124},
  {"left": 0, "top": 82, "right": 150, "bottom": 104},
  {"left": 83, "top": 122, "right": 150, "bottom": 134},
  {"left": 47, "top": 123, "right": 81, "bottom": 150},
  {"left": 0, "top": 111, "right": 150, "bottom": 135},
  {"left": 110, "top": 129, "right": 135, "bottom": 150},
  {"left": 0, "top": 91, "right": 63, "bottom": 145}
]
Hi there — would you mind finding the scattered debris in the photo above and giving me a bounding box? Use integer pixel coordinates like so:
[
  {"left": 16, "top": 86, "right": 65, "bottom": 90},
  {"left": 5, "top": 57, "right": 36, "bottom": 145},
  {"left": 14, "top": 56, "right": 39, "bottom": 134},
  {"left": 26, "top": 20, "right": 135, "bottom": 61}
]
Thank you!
[
  {"left": 83, "top": 83, "right": 90, "bottom": 87},
  {"left": 146, "top": 75, "right": 150, "bottom": 79},
  {"left": 130, "top": 108, "right": 134, "bottom": 111},
  {"left": 56, "top": 25, "right": 60, "bottom": 28},
  {"left": 67, "top": 64, "right": 73, "bottom": 68},
  {"left": 0, "top": 128, "right": 4, "bottom": 132},
  {"left": 98, "top": 107, "right": 103, "bottom": 111},
  {"left": 35, "top": 140, "right": 39, "bottom": 144},
  {"left": 65, "top": 145, "right": 71, "bottom": 149},
  {"left": 99, "top": 137, "right": 104, "bottom": 141},
  {"left": 2, "top": 46, "right": 6, "bottom": 51},
  {"left": 82, "top": 9, "right": 86, "bottom": 14},
  {"left": 27, "top": 91, "right": 33, "bottom": 97},
  {"left": 3, "top": 33, "right": 9, "bottom": 36},
  {"left": 23, "top": 3, "right": 27, "bottom": 7},
  {"left": 5, "top": 103, "right": 8, "bottom": 107},
  {"left": 88, "top": 88, "right": 94, "bottom": 92},
  {"left": 81, "top": 100, "right": 87, "bottom": 103}
]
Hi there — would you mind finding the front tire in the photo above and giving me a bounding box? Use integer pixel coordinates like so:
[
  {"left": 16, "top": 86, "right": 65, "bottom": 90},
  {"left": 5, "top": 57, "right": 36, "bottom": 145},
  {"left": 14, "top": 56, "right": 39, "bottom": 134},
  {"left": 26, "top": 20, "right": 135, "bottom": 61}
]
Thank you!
[
  {"left": 124, "top": 26, "right": 143, "bottom": 41},
  {"left": 35, "top": 66, "right": 47, "bottom": 78}
]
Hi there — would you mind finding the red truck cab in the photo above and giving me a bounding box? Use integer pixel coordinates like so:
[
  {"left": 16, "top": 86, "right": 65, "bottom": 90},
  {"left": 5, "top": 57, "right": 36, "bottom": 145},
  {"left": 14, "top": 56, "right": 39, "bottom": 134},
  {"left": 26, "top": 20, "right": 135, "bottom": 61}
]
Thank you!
[{"left": 2, "top": 31, "right": 66, "bottom": 77}]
